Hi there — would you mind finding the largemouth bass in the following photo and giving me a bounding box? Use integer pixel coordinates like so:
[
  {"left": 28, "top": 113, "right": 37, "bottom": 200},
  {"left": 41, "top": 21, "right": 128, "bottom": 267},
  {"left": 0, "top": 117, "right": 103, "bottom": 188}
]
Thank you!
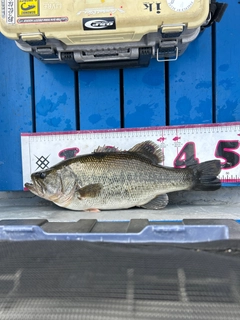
[{"left": 25, "top": 141, "right": 221, "bottom": 211}]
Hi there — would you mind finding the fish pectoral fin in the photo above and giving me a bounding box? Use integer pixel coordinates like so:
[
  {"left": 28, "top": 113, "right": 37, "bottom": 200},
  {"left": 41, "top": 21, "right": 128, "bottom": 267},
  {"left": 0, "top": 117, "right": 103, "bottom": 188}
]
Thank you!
[
  {"left": 140, "top": 194, "right": 169, "bottom": 210},
  {"left": 84, "top": 208, "right": 100, "bottom": 212},
  {"left": 129, "top": 141, "right": 164, "bottom": 164},
  {"left": 77, "top": 183, "right": 102, "bottom": 199}
]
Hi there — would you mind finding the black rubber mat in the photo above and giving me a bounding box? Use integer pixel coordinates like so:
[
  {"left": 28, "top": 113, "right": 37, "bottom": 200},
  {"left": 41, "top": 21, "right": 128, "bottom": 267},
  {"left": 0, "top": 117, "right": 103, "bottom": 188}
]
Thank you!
[{"left": 0, "top": 239, "right": 240, "bottom": 319}]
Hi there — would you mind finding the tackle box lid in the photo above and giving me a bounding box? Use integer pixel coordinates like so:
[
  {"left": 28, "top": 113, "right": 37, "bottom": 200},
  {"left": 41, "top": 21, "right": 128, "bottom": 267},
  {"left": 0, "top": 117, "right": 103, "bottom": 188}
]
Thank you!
[{"left": 0, "top": 0, "right": 210, "bottom": 44}]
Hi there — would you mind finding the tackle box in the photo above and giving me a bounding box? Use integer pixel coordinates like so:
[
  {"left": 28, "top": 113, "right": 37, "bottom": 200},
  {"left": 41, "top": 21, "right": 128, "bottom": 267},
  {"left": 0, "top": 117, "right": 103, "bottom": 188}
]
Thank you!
[{"left": 0, "top": 0, "right": 227, "bottom": 69}]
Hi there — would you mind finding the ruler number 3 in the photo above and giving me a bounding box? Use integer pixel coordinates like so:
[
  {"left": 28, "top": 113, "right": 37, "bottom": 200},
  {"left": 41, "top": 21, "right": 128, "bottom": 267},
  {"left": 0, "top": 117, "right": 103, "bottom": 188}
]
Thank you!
[{"left": 174, "top": 141, "right": 240, "bottom": 169}]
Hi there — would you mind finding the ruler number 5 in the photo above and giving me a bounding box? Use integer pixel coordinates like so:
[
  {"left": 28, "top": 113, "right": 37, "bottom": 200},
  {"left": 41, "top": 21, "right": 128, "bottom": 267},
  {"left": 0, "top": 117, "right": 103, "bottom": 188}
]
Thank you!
[{"left": 215, "top": 140, "right": 240, "bottom": 169}]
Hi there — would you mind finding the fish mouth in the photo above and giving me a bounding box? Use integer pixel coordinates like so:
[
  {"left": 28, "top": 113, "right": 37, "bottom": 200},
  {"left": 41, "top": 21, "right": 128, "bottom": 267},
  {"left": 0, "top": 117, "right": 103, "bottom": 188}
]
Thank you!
[
  {"left": 24, "top": 180, "right": 44, "bottom": 197},
  {"left": 24, "top": 182, "right": 35, "bottom": 191},
  {"left": 25, "top": 179, "right": 61, "bottom": 202}
]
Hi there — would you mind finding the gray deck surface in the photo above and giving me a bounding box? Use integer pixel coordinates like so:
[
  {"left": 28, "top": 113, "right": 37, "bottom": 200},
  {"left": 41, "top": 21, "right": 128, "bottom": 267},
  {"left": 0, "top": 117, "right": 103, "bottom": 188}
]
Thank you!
[{"left": 0, "top": 188, "right": 239, "bottom": 221}]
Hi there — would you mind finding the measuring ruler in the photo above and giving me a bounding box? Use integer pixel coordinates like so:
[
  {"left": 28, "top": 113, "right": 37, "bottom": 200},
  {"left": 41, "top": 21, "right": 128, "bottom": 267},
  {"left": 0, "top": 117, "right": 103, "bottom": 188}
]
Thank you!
[{"left": 21, "top": 122, "right": 240, "bottom": 188}]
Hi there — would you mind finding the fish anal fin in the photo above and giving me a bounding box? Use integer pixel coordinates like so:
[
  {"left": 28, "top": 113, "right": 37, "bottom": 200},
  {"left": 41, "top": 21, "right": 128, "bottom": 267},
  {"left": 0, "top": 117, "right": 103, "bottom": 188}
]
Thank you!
[
  {"left": 77, "top": 183, "right": 102, "bottom": 199},
  {"left": 129, "top": 141, "right": 164, "bottom": 164},
  {"left": 140, "top": 194, "right": 169, "bottom": 210}
]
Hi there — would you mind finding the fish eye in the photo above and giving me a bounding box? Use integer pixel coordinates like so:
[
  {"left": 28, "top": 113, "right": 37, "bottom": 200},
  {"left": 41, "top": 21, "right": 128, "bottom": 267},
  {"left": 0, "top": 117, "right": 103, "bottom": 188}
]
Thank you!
[{"left": 39, "top": 172, "right": 46, "bottom": 179}]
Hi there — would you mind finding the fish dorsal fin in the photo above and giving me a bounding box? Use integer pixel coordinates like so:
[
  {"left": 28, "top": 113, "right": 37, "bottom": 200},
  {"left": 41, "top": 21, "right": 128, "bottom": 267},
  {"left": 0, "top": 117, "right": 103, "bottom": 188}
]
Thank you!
[
  {"left": 129, "top": 141, "right": 164, "bottom": 164},
  {"left": 94, "top": 145, "right": 122, "bottom": 153}
]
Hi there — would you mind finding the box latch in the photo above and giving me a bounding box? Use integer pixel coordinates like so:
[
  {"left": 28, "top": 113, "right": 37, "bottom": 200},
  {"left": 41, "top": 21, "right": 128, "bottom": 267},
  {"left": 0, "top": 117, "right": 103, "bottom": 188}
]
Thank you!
[
  {"left": 20, "top": 33, "right": 46, "bottom": 46},
  {"left": 156, "top": 24, "right": 184, "bottom": 62},
  {"left": 160, "top": 24, "right": 184, "bottom": 38},
  {"left": 157, "top": 40, "right": 179, "bottom": 62}
]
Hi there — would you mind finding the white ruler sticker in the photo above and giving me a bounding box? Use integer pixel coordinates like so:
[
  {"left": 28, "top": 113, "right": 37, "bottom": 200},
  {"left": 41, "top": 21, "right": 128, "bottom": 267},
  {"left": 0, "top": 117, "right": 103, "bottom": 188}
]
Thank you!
[{"left": 21, "top": 122, "right": 240, "bottom": 188}]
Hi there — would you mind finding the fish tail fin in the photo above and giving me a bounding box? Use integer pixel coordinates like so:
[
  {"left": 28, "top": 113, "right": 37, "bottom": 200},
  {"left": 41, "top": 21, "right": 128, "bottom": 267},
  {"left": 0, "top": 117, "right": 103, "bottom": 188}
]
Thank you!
[{"left": 188, "top": 160, "right": 221, "bottom": 191}]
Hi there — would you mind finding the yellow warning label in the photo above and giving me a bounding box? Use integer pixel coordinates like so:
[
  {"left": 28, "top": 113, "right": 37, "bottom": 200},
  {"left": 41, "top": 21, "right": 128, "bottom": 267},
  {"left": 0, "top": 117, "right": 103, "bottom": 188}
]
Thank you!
[{"left": 18, "top": 0, "right": 39, "bottom": 17}]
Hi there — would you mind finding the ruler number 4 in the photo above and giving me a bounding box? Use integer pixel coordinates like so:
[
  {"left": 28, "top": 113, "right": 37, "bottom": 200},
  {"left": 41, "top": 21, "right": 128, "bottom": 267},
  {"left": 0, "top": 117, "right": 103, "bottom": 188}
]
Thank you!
[{"left": 174, "top": 142, "right": 199, "bottom": 168}]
